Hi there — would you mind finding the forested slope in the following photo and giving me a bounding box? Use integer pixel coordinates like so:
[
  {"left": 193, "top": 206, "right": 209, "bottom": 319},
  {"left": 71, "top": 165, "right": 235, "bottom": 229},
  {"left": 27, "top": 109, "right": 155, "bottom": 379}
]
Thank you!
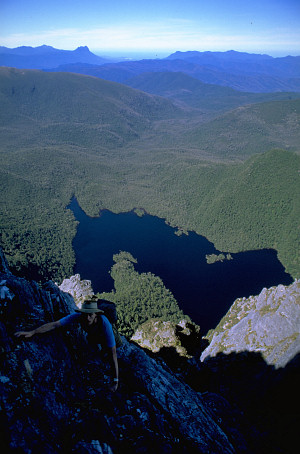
[
  {"left": 192, "top": 150, "right": 300, "bottom": 277},
  {"left": 180, "top": 99, "right": 300, "bottom": 159},
  {"left": 126, "top": 71, "right": 300, "bottom": 117},
  {"left": 1, "top": 68, "right": 299, "bottom": 281},
  {"left": 99, "top": 251, "right": 188, "bottom": 338},
  {"left": 0, "top": 66, "right": 182, "bottom": 150}
]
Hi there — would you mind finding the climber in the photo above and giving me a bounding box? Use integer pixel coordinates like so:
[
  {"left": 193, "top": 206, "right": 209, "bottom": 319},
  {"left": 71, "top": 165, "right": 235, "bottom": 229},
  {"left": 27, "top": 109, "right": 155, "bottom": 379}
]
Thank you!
[{"left": 14, "top": 299, "right": 119, "bottom": 392}]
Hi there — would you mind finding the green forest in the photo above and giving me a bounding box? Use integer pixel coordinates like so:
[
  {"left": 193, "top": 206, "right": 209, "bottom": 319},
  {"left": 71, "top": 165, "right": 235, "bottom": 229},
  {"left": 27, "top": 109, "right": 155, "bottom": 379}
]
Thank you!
[
  {"left": 98, "top": 252, "right": 188, "bottom": 338},
  {"left": 1, "top": 67, "right": 300, "bottom": 286}
]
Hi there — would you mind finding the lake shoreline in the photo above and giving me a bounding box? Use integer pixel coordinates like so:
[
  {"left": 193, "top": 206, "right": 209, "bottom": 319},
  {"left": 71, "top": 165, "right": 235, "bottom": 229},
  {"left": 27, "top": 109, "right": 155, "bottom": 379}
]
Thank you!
[{"left": 68, "top": 197, "right": 293, "bottom": 333}]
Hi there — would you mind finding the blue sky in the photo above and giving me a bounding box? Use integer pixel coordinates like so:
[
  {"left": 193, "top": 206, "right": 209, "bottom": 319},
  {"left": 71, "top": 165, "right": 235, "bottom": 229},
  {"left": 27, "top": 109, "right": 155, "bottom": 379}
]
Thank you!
[{"left": 0, "top": 0, "right": 299, "bottom": 57}]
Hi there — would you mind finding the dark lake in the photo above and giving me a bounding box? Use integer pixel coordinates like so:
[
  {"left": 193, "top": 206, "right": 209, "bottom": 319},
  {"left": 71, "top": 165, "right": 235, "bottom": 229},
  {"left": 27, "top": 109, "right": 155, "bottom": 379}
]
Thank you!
[{"left": 69, "top": 197, "right": 293, "bottom": 334}]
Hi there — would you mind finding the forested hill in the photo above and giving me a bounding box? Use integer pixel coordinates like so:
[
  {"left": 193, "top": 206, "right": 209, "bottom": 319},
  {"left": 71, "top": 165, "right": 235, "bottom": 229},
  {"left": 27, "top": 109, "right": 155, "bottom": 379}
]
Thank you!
[
  {"left": 0, "top": 67, "right": 299, "bottom": 282},
  {"left": 180, "top": 98, "right": 300, "bottom": 159},
  {"left": 126, "top": 71, "right": 300, "bottom": 119},
  {"left": 0, "top": 66, "right": 182, "bottom": 150}
]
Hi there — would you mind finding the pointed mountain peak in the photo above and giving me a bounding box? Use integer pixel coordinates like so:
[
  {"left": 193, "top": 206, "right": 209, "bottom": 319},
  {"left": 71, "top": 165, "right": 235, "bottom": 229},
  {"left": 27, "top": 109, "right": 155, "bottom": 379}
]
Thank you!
[{"left": 75, "top": 46, "right": 91, "bottom": 53}]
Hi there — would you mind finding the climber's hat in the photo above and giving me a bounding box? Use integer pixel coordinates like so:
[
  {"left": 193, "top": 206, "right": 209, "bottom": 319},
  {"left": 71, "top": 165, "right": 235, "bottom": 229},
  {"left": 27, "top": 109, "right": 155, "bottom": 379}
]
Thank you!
[{"left": 75, "top": 297, "right": 104, "bottom": 314}]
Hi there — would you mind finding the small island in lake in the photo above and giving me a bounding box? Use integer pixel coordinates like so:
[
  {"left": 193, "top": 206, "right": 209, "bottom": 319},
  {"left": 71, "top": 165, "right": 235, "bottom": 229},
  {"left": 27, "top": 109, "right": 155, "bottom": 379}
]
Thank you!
[{"left": 206, "top": 253, "right": 233, "bottom": 264}]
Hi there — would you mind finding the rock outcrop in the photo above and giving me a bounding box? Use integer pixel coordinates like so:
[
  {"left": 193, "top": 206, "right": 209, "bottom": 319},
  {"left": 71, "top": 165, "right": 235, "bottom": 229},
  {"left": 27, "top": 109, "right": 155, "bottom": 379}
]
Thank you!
[
  {"left": 201, "top": 280, "right": 300, "bottom": 368},
  {"left": 131, "top": 318, "right": 202, "bottom": 357},
  {"left": 0, "top": 253, "right": 234, "bottom": 453},
  {"left": 58, "top": 273, "right": 94, "bottom": 307}
]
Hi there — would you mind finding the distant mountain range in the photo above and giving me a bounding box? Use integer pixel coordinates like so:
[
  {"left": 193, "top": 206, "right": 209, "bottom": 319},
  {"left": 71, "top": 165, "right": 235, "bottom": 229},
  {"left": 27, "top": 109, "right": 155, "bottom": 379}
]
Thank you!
[
  {"left": 125, "top": 71, "right": 300, "bottom": 116},
  {"left": 166, "top": 50, "right": 300, "bottom": 78},
  {"left": 1, "top": 45, "right": 300, "bottom": 92},
  {"left": 0, "top": 45, "right": 112, "bottom": 69},
  {"left": 48, "top": 58, "right": 300, "bottom": 93}
]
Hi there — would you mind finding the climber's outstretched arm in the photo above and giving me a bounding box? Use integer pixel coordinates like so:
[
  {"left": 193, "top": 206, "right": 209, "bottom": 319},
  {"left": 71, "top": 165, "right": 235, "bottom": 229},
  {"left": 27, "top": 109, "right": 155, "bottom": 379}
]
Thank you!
[{"left": 14, "top": 320, "right": 62, "bottom": 338}]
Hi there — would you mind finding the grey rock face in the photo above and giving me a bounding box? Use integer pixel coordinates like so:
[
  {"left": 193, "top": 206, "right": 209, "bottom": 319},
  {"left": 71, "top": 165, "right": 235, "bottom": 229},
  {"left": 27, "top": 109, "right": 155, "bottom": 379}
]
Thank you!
[
  {"left": 58, "top": 273, "right": 94, "bottom": 307},
  {"left": 120, "top": 338, "right": 234, "bottom": 453},
  {"left": 201, "top": 280, "right": 300, "bottom": 368}
]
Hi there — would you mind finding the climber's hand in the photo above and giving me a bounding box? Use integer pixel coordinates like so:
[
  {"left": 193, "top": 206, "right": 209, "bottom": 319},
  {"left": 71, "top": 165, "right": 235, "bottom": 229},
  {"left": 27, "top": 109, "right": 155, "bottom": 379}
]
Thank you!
[{"left": 14, "top": 331, "right": 35, "bottom": 338}]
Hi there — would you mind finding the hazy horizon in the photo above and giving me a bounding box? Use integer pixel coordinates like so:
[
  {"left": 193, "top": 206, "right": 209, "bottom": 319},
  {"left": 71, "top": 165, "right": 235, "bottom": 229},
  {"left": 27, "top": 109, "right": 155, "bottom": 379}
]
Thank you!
[
  {"left": 92, "top": 49, "right": 299, "bottom": 59},
  {"left": 1, "top": 45, "right": 298, "bottom": 61},
  {"left": 1, "top": 0, "right": 299, "bottom": 57}
]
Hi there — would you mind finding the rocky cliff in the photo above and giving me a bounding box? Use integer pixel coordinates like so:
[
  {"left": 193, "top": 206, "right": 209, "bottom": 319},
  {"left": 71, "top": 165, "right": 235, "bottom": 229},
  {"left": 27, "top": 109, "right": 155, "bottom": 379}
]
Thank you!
[
  {"left": 1, "top": 249, "right": 299, "bottom": 453},
  {"left": 0, "top": 251, "right": 234, "bottom": 453},
  {"left": 201, "top": 280, "right": 300, "bottom": 368}
]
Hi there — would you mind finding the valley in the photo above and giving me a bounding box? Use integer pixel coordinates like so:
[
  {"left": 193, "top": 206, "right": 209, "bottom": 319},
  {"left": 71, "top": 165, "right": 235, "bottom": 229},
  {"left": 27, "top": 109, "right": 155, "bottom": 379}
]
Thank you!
[{"left": 0, "top": 52, "right": 300, "bottom": 284}]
